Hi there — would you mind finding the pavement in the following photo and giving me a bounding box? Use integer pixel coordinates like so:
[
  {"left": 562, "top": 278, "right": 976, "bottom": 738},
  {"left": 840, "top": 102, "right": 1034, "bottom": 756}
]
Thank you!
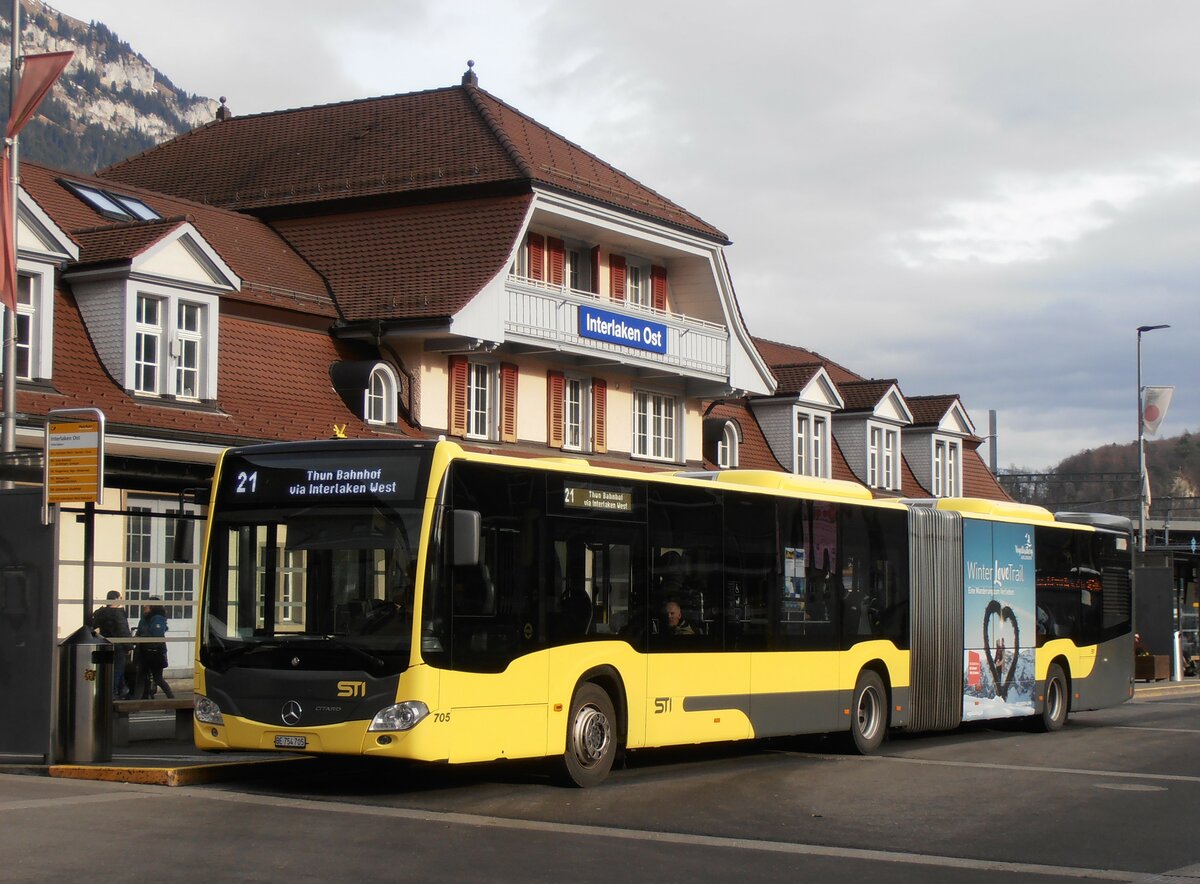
[{"left": 3, "top": 673, "right": 1198, "bottom": 788}]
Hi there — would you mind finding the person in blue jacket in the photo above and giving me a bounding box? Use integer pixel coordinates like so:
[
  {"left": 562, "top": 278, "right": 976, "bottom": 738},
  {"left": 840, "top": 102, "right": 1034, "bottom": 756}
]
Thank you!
[{"left": 135, "top": 598, "right": 174, "bottom": 699}]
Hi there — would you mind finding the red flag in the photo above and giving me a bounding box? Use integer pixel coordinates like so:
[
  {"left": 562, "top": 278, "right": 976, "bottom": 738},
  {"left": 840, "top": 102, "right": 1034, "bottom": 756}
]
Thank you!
[
  {"left": 0, "top": 148, "right": 14, "bottom": 315},
  {"left": 1, "top": 50, "right": 73, "bottom": 312},
  {"left": 5, "top": 51, "right": 73, "bottom": 138}
]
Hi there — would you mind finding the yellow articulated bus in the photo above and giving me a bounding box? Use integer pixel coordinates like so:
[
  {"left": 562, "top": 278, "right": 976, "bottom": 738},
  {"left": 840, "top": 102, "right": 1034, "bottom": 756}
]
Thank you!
[{"left": 193, "top": 439, "right": 1134, "bottom": 786}]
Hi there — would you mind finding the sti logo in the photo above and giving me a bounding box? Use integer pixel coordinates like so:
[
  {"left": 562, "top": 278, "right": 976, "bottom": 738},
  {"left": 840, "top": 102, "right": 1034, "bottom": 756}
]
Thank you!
[{"left": 337, "top": 680, "right": 366, "bottom": 698}]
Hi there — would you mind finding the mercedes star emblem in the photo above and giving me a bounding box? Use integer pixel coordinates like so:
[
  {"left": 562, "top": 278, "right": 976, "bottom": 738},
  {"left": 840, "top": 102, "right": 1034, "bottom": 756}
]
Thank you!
[{"left": 281, "top": 700, "right": 303, "bottom": 726}]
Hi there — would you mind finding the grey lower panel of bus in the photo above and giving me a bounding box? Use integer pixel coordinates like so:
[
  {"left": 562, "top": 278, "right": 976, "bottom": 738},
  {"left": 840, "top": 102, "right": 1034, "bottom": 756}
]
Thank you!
[
  {"left": 907, "top": 507, "right": 964, "bottom": 733},
  {"left": 683, "top": 692, "right": 842, "bottom": 737},
  {"left": 1065, "top": 632, "right": 1135, "bottom": 712}
]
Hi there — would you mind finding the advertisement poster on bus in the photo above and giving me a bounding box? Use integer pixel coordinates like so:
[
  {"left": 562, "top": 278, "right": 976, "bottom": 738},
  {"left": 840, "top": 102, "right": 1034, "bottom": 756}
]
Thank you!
[{"left": 962, "top": 520, "right": 1036, "bottom": 721}]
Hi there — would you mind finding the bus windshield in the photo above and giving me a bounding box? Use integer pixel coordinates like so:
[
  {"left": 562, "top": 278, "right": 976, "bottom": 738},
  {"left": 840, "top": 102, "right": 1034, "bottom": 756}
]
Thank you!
[
  {"left": 201, "top": 505, "right": 425, "bottom": 675},
  {"left": 198, "top": 442, "right": 437, "bottom": 676}
]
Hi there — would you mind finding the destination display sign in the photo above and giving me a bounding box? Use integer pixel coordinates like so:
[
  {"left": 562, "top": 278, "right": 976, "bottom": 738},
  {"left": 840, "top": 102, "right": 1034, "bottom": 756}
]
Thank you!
[
  {"left": 578, "top": 305, "right": 668, "bottom": 355},
  {"left": 563, "top": 482, "right": 633, "bottom": 513},
  {"left": 217, "top": 450, "right": 431, "bottom": 510}
]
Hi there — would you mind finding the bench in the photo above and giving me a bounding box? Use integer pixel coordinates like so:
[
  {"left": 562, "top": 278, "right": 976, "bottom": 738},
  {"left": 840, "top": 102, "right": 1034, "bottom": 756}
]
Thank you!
[
  {"left": 112, "top": 696, "right": 194, "bottom": 746},
  {"left": 1134, "top": 654, "right": 1170, "bottom": 682}
]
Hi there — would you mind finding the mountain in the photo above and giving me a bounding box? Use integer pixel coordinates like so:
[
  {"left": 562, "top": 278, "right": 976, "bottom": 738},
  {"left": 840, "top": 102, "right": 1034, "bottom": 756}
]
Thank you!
[
  {"left": 999, "top": 432, "right": 1200, "bottom": 521},
  {"left": 0, "top": 0, "right": 216, "bottom": 173}
]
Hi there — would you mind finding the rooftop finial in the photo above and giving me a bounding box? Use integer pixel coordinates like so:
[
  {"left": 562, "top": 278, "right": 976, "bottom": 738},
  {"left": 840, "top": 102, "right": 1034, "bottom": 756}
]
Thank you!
[
  {"left": 461, "top": 59, "right": 478, "bottom": 87},
  {"left": 215, "top": 96, "right": 232, "bottom": 122}
]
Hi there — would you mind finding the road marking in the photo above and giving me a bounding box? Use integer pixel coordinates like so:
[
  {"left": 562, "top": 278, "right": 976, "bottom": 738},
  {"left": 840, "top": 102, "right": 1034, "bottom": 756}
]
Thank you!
[
  {"left": 0, "top": 792, "right": 158, "bottom": 812},
  {"left": 1114, "top": 725, "right": 1200, "bottom": 735},
  {"left": 179, "top": 789, "right": 1145, "bottom": 881},
  {"left": 1094, "top": 783, "right": 1166, "bottom": 792},
  {"left": 868, "top": 755, "right": 1200, "bottom": 785}
]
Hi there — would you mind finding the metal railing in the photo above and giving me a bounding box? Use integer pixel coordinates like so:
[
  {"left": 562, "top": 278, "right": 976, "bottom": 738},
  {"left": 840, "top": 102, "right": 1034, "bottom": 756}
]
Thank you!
[{"left": 505, "top": 274, "right": 729, "bottom": 379}]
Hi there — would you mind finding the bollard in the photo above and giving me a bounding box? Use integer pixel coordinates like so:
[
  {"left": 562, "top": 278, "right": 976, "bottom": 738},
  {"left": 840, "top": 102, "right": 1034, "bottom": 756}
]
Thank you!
[{"left": 57, "top": 626, "right": 114, "bottom": 763}]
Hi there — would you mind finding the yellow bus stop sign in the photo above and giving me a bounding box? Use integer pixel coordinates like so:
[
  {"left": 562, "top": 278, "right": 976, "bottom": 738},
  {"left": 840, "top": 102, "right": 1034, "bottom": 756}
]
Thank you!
[{"left": 45, "top": 408, "right": 105, "bottom": 505}]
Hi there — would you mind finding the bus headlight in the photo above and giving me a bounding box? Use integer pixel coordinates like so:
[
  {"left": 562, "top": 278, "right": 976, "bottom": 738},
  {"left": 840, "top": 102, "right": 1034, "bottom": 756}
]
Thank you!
[
  {"left": 368, "top": 700, "right": 429, "bottom": 732},
  {"left": 194, "top": 694, "right": 225, "bottom": 726}
]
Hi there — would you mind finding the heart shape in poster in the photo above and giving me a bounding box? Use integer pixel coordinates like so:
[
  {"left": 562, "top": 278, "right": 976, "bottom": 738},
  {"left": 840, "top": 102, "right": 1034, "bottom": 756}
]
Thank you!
[{"left": 983, "top": 599, "right": 1020, "bottom": 701}]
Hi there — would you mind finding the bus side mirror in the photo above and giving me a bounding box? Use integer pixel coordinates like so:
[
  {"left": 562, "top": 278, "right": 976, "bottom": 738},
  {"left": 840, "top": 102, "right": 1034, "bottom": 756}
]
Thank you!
[
  {"left": 452, "top": 510, "right": 481, "bottom": 567},
  {"left": 172, "top": 518, "right": 195, "bottom": 563}
]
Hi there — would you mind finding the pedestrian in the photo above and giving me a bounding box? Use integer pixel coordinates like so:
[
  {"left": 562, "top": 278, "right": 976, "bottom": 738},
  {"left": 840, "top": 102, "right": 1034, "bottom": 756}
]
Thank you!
[
  {"left": 90, "top": 590, "right": 132, "bottom": 699},
  {"left": 135, "top": 598, "right": 174, "bottom": 699}
]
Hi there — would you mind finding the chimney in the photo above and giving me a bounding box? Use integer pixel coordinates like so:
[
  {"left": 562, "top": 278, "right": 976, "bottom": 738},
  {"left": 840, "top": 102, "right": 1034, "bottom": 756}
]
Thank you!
[
  {"left": 215, "top": 96, "right": 232, "bottom": 122},
  {"left": 461, "top": 60, "right": 477, "bottom": 87}
]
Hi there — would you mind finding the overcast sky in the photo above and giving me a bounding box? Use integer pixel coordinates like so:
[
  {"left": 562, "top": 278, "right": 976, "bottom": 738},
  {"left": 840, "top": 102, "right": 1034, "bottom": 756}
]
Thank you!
[{"left": 49, "top": 0, "right": 1200, "bottom": 470}]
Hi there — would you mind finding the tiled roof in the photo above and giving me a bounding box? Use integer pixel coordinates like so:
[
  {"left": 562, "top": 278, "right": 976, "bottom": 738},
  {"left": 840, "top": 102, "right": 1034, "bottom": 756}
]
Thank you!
[
  {"left": 838, "top": 379, "right": 899, "bottom": 412},
  {"left": 702, "top": 401, "right": 785, "bottom": 471},
  {"left": 906, "top": 394, "right": 960, "bottom": 428},
  {"left": 753, "top": 337, "right": 863, "bottom": 385},
  {"left": 963, "top": 441, "right": 1009, "bottom": 499},
  {"left": 20, "top": 162, "right": 335, "bottom": 317},
  {"left": 271, "top": 194, "right": 532, "bottom": 321},
  {"left": 770, "top": 362, "right": 824, "bottom": 397},
  {"left": 73, "top": 218, "right": 188, "bottom": 265},
  {"left": 100, "top": 85, "right": 726, "bottom": 242},
  {"left": 18, "top": 290, "right": 415, "bottom": 445}
]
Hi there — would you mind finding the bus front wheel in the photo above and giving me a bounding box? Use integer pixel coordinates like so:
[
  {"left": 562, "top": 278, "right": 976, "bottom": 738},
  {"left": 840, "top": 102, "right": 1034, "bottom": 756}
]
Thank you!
[
  {"left": 850, "top": 669, "right": 887, "bottom": 754},
  {"left": 1036, "top": 663, "right": 1069, "bottom": 732},
  {"left": 558, "top": 683, "right": 617, "bottom": 787}
]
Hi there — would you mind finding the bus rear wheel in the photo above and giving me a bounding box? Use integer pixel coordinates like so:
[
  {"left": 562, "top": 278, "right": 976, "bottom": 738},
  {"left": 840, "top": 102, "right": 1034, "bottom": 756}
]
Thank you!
[
  {"left": 850, "top": 669, "right": 887, "bottom": 754},
  {"left": 558, "top": 683, "right": 617, "bottom": 787},
  {"left": 1036, "top": 663, "right": 1068, "bottom": 732}
]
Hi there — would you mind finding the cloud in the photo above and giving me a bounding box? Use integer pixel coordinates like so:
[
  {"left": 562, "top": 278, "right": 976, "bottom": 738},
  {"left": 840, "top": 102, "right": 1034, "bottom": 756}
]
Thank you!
[{"left": 47, "top": 0, "right": 1200, "bottom": 469}]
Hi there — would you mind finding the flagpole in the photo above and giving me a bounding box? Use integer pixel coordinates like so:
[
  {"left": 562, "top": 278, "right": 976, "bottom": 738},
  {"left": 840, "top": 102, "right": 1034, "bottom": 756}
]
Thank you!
[
  {"left": 2, "top": 0, "right": 18, "bottom": 474},
  {"left": 1137, "top": 323, "right": 1169, "bottom": 553}
]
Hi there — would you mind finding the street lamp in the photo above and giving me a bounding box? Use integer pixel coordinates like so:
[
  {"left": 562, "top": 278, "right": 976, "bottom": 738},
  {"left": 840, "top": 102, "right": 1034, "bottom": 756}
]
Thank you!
[{"left": 1137, "top": 324, "right": 1170, "bottom": 552}]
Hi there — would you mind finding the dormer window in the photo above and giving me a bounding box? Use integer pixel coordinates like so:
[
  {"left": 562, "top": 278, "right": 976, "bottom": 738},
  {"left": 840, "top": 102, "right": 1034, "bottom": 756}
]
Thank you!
[
  {"left": 717, "top": 421, "right": 739, "bottom": 468},
  {"left": 867, "top": 423, "right": 901, "bottom": 490},
  {"left": 129, "top": 288, "right": 217, "bottom": 400},
  {"left": 365, "top": 363, "right": 399, "bottom": 425},
  {"left": 933, "top": 437, "right": 962, "bottom": 497},
  {"left": 62, "top": 180, "right": 160, "bottom": 222},
  {"left": 796, "top": 409, "right": 830, "bottom": 478}
]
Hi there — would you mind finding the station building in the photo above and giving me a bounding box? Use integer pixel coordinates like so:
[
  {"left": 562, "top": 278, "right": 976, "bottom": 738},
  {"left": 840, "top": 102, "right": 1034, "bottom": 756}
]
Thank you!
[{"left": 0, "top": 65, "right": 1005, "bottom": 664}]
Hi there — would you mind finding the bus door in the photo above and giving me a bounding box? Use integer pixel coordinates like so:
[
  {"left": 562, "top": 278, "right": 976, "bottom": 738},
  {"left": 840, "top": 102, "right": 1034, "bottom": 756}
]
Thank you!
[{"left": 644, "top": 485, "right": 751, "bottom": 747}]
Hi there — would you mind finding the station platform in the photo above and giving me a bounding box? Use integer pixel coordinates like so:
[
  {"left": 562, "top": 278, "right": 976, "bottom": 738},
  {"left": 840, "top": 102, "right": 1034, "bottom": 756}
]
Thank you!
[{"left": 0, "top": 711, "right": 310, "bottom": 787}]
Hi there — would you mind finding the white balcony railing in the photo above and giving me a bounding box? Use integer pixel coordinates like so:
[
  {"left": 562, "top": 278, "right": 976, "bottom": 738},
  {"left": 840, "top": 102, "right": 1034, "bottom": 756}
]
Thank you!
[{"left": 505, "top": 275, "right": 729, "bottom": 380}]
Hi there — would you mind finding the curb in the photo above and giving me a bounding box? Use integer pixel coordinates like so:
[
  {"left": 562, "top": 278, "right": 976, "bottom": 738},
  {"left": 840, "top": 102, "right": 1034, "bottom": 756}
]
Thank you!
[{"left": 47, "top": 755, "right": 312, "bottom": 787}]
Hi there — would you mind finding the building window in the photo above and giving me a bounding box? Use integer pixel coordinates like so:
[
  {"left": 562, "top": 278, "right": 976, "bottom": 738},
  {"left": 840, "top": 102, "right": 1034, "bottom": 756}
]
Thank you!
[
  {"left": 796, "top": 410, "right": 830, "bottom": 478},
  {"left": 634, "top": 390, "right": 677, "bottom": 461},
  {"left": 466, "top": 361, "right": 492, "bottom": 439},
  {"left": 123, "top": 496, "right": 201, "bottom": 652},
  {"left": 567, "top": 248, "right": 584, "bottom": 292},
  {"left": 134, "top": 294, "right": 162, "bottom": 394},
  {"left": 868, "top": 425, "right": 901, "bottom": 490},
  {"left": 717, "top": 421, "right": 739, "bottom": 469},
  {"left": 174, "top": 301, "right": 202, "bottom": 399},
  {"left": 365, "top": 363, "right": 399, "bottom": 425},
  {"left": 129, "top": 290, "right": 216, "bottom": 399},
  {"left": 626, "top": 259, "right": 652, "bottom": 308},
  {"left": 933, "top": 438, "right": 962, "bottom": 497},
  {"left": 62, "top": 180, "right": 160, "bottom": 222},
  {"left": 13, "top": 273, "right": 34, "bottom": 379},
  {"left": 563, "top": 377, "right": 585, "bottom": 451}
]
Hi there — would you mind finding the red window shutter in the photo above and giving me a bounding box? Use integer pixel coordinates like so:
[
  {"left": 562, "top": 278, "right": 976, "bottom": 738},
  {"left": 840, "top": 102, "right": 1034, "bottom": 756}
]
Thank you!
[
  {"left": 547, "top": 370, "right": 565, "bottom": 449},
  {"left": 592, "top": 378, "right": 607, "bottom": 453},
  {"left": 590, "top": 246, "right": 600, "bottom": 294},
  {"left": 548, "top": 238, "right": 565, "bottom": 287},
  {"left": 651, "top": 265, "right": 668, "bottom": 312},
  {"left": 528, "top": 233, "right": 545, "bottom": 282},
  {"left": 448, "top": 356, "right": 468, "bottom": 437},
  {"left": 500, "top": 363, "right": 518, "bottom": 443},
  {"left": 609, "top": 255, "right": 626, "bottom": 303}
]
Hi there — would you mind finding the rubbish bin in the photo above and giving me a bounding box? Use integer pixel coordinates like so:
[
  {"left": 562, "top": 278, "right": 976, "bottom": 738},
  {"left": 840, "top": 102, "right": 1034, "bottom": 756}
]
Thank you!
[{"left": 57, "top": 626, "right": 113, "bottom": 763}]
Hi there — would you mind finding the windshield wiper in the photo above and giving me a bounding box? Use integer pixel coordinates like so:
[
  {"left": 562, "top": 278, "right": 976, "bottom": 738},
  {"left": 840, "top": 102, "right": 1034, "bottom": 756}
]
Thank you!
[{"left": 206, "top": 635, "right": 384, "bottom": 670}]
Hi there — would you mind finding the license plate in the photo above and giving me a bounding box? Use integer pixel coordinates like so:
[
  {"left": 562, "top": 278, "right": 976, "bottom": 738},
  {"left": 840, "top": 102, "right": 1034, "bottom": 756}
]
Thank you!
[{"left": 274, "top": 734, "right": 307, "bottom": 749}]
